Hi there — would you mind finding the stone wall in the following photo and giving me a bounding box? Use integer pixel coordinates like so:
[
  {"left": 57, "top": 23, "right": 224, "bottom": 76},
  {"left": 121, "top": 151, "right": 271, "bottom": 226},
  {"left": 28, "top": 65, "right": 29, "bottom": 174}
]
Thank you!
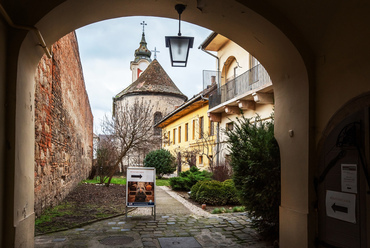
[{"left": 34, "top": 32, "right": 93, "bottom": 216}]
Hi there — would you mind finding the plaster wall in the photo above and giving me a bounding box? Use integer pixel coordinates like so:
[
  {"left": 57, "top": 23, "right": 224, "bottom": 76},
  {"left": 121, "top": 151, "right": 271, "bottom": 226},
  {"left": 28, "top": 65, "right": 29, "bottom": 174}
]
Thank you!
[
  {"left": 217, "top": 40, "right": 252, "bottom": 82},
  {"left": 315, "top": 4, "right": 370, "bottom": 140},
  {"left": 116, "top": 94, "right": 185, "bottom": 120},
  {"left": 0, "top": 18, "right": 6, "bottom": 247},
  {"left": 114, "top": 94, "right": 185, "bottom": 166}
]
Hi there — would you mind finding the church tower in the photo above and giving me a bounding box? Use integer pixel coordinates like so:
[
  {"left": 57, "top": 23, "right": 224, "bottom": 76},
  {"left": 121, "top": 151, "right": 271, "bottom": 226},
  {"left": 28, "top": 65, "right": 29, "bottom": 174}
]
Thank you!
[{"left": 130, "top": 21, "right": 151, "bottom": 82}]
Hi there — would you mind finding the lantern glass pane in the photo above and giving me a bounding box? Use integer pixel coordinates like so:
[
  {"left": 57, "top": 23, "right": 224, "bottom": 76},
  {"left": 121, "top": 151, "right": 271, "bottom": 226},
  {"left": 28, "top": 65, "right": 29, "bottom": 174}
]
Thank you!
[{"left": 169, "top": 38, "right": 189, "bottom": 62}]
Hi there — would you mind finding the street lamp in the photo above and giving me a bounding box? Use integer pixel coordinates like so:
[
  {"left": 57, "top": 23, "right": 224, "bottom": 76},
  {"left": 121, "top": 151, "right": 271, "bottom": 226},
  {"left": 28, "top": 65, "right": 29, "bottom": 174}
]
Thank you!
[{"left": 165, "top": 4, "right": 194, "bottom": 67}]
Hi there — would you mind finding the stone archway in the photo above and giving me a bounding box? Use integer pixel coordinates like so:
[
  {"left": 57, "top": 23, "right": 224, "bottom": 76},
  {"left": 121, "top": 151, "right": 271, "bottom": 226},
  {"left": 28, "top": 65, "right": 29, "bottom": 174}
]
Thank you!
[{"left": 7, "top": 1, "right": 312, "bottom": 247}]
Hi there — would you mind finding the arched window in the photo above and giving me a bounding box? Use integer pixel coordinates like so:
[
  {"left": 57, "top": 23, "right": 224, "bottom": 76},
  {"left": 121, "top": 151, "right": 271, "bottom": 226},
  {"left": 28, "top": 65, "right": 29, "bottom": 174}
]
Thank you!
[{"left": 153, "top": 112, "right": 162, "bottom": 136}]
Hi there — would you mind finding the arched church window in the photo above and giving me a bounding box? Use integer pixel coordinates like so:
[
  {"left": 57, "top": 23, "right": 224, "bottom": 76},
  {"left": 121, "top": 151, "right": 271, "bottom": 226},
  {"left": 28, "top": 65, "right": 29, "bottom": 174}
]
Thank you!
[{"left": 154, "top": 112, "right": 162, "bottom": 135}]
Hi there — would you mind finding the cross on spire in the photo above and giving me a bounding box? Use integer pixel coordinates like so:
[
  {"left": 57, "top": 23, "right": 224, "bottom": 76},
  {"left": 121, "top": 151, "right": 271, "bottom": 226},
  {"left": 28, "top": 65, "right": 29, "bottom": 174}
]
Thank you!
[
  {"left": 140, "top": 21, "right": 147, "bottom": 33},
  {"left": 151, "top": 47, "right": 160, "bottom": 59}
]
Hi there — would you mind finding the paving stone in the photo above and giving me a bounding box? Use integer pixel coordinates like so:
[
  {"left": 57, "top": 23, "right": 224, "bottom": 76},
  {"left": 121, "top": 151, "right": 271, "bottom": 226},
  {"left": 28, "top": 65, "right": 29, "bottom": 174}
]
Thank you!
[
  {"left": 158, "top": 237, "right": 202, "bottom": 248},
  {"left": 143, "top": 241, "right": 156, "bottom": 247},
  {"left": 141, "top": 234, "right": 154, "bottom": 238},
  {"left": 34, "top": 187, "right": 270, "bottom": 248},
  {"left": 52, "top": 238, "right": 66, "bottom": 242}
]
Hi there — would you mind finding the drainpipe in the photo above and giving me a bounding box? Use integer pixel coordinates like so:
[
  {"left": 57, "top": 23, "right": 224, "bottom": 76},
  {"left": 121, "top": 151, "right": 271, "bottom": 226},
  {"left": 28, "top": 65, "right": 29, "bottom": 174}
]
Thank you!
[
  {"left": 198, "top": 46, "right": 221, "bottom": 167},
  {"left": 0, "top": 4, "right": 52, "bottom": 58},
  {"left": 198, "top": 46, "right": 220, "bottom": 86}
]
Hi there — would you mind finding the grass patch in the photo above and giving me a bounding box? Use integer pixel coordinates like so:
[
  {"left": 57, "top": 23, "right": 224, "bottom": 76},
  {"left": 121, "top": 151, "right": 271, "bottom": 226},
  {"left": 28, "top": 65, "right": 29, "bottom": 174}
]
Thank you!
[
  {"left": 211, "top": 206, "right": 245, "bottom": 214},
  {"left": 156, "top": 178, "right": 170, "bottom": 186},
  {"left": 82, "top": 177, "right": 169, "bottom": 186},
  {"left": 82, "top": 176, "right": 126, "bottom": 185},
  {"left": 35, "top": 202, "right": 73, "bottom": 226}
]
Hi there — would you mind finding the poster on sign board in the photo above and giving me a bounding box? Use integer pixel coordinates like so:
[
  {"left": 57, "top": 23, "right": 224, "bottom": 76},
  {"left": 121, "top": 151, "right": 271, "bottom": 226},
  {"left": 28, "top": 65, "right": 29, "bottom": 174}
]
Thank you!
[{"left": 126, "top": 167, "right": 156, "bottom": 207}]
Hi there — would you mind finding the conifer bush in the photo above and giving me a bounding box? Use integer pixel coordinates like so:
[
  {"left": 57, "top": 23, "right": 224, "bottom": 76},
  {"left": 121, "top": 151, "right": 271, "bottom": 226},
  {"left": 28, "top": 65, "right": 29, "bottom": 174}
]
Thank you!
[
  {"left": 225, "top": 115, "right": 280, "bottom": 239},
  {"left": 190, "top": 179, "right": 240, "bottom": 205},
  {"left": 144, "top": 149, "right": 176, "bottom": 178},
  {"left": 193, "top": 180, "right": 227, "bottom": 205},
  {"left": 169, "top": 166, "right": 212, "bottom": 191},
  {"left": 222, "top": 179, "right": 240, "bottom": 205}
]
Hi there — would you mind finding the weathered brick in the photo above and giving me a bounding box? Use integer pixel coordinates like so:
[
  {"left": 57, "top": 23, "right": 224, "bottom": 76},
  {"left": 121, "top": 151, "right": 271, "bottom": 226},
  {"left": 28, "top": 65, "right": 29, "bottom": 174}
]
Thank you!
[{"left": 34, "top": 32, "right": 93, "bottom": 217}]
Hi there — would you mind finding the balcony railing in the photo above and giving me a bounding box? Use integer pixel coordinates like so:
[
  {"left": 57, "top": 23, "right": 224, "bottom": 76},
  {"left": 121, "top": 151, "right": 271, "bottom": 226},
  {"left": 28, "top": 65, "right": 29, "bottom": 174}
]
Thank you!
[{"left": 208, "top": 64, "right": 271, "bottom": 109}]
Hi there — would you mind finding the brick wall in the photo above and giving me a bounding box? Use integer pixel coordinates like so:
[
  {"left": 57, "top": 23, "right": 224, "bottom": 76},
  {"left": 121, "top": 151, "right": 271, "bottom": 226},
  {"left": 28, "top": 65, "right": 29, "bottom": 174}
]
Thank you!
[{"left": 34, "top": 32, "right": 93, "bottom": 216}]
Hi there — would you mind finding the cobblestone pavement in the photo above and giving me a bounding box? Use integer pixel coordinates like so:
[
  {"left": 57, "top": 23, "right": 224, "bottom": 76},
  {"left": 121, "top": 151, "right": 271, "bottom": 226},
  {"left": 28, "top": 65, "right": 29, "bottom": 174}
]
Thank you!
[{"left": 34, "top": 187, "right": 274, "bottom": 248}]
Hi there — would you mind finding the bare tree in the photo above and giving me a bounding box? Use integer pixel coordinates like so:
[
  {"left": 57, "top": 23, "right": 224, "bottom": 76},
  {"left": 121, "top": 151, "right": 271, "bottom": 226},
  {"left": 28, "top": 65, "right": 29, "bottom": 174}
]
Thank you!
[
  {"left": 101, "top": 98, "right": 157, "bottom": 186},
  {"left": 94, "top": 135, "right": 118, "bottom": 184},
  {"left": 192, "top": 122, "right": 221, "bottom": 172}
]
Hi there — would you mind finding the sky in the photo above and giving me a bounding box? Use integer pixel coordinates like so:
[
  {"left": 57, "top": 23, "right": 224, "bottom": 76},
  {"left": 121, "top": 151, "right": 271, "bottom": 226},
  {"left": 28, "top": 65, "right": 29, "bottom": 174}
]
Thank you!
[{"left": 75, "top": 16, "right": 217, "bottom": 134}]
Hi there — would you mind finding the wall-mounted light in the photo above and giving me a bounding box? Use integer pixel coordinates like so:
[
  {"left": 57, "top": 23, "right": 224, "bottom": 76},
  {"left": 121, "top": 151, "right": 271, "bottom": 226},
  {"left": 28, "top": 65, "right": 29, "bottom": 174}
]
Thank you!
[{"left": 165, "top": 4, "right": 194, "bottom": 67}]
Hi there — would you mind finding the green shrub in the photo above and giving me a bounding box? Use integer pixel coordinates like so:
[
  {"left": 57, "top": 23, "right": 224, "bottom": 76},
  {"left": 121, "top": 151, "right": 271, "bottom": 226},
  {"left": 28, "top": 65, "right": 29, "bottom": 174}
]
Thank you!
[
  {"left": 189, "top": 180, "right": 206, "bottom": 199},
  {"left": 222, "top": 179, "right": 240, "bottom": 205},
  {"left": 232, "top": 206, "right": 245, "bottom": 212},
  {"left": 168, "top": 176, "right": 191, "bottom": 191},
  {"left": 169, "top": 166, "right": 212, "bottom": 191},
  {"left": 225, "top": 114, "right": 280, "bottom": 239},
  {"left": 193, "top": 180, "right": 227, "bottom": 205},
  {"left": 190, "top": 179, "right": 240, "bottom": 205},
  {"left": 144, "top": 149, "right": 176, "bottom": 178}
]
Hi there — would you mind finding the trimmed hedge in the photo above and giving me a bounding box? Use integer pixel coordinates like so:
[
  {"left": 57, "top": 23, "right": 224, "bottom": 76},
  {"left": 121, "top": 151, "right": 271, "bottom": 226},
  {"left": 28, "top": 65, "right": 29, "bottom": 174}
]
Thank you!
[{"left": 190, "top": 179, "right": 240, "bottom": 205}]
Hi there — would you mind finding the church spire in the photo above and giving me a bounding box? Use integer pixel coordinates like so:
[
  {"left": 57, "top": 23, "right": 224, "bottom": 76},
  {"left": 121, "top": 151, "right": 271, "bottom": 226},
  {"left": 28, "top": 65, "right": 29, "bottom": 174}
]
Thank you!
[{"left": 134, "top": 21, "right": 152, "bottom": 63}]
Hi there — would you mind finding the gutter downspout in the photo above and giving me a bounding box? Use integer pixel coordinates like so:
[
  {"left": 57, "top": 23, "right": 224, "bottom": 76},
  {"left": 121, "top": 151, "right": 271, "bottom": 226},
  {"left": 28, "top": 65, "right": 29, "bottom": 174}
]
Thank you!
[
  {"left": 198, "top": 46, "right": 220, "bottom": 167},
  {"left": 198, "top": 46, "right": 220, "bottom": 86},
  {"left": 0, "top": 4, "right": 52, "bottom": 58}
]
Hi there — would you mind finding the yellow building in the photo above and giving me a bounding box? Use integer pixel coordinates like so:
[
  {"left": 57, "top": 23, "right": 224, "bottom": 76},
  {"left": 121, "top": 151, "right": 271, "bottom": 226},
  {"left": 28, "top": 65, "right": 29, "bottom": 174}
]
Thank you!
[{"left": 155, "top": 89, "right": 216, "bottom": 173}]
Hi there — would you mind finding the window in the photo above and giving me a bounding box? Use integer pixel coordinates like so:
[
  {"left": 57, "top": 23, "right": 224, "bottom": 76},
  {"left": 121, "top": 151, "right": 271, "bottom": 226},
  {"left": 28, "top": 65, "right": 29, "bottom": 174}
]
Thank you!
[
  {"left": 192, "top": 120, "right": 196, "bottom": 140},
  {"left": 226, "top": 122, "right": 234, "bottom": 131},
  {"left": 173, "top": 128, "right": 176, "bottom": 144},
  {"left": 153, "top": 112, "right": 162, "bottom": 135},
  {"left": 199, "top": 156, "right": 203, "bottom": 165},
  {"left": 178, "top": 126, "right": 181, "bottom": 143},
  {"left": 168, "top": 131, "right": 171, "bottom": 146},
  {"left": 209, "top": 119, "right": 214, "bottom": 136},
  {"left": 199, "top": 116, "right": 204, "bottom": 139},
  {"left": 185, "top": 123, "right": 188, "bottom": 141}
]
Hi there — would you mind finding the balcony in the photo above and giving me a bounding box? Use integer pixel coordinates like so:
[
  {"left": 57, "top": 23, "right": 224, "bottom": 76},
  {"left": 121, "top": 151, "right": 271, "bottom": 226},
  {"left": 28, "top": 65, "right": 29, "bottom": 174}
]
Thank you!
[{"left": 208, "top": 64, "right": 272, "bottom": 110}]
